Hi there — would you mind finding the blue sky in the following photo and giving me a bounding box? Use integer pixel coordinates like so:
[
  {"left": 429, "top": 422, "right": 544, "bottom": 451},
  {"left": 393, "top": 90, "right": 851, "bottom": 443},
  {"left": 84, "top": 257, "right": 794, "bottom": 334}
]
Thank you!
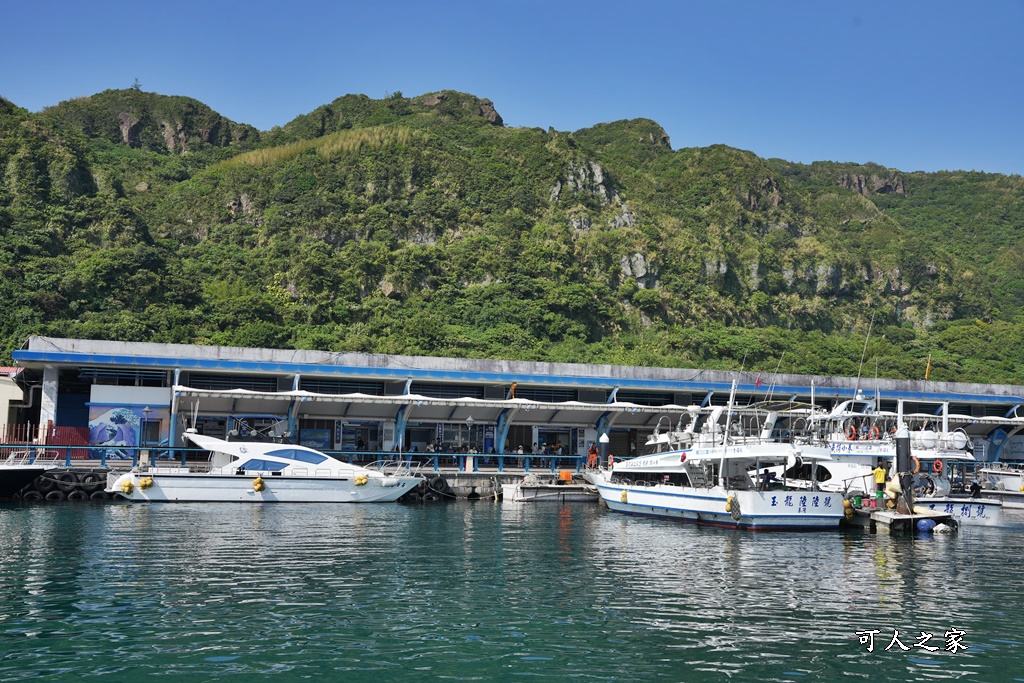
[{"left": 4, "top": 1, "right": 1022, "bottom": 175}]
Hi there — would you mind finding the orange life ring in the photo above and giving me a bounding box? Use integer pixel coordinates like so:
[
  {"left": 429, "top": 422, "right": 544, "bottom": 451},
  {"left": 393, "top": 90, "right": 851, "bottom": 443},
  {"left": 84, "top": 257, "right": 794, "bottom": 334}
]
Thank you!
[
  {"left": 933, "top": 459, "right": 943, "bottom": 473},
  {"left": 868, "top": 426, "right": 881, "bottom": 440},
  {"left": 608, "top": 454, "right": 614, "bottom": 467},
  {"left": 911, "top": 456, "right": 921, "bottom": 474},
  {"left": 845, "top": 424, "right": 858, "bottom": 440}
]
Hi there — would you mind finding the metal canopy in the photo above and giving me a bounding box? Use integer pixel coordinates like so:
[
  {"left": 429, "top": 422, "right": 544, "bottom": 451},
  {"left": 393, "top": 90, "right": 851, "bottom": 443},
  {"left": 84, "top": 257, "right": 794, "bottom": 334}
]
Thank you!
[{"left": 172, "top": 385, "right": 688, "bottom": 429}]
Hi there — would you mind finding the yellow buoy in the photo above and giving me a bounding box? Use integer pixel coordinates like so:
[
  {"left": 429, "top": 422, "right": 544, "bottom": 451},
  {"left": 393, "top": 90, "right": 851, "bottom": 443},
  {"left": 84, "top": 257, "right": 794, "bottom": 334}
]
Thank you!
[
  {"left": 121, "top": 480, "right": 134, "bottom": 494},
  {"left": 253, "top": 477, "right": 265, "bottom": 492},
  {"left": 140, "top": 477, "right": 154, "bottom": 490},
  {"left": 355, "top": 475, "right": 368, "bottom": 486},
  {"left": 725, "top": 496, "right": 734, "bottom": 512},
  {"left": 620, "top": 490, "right": 628, "bottom": 503},
  {"left": 842, "top": 499, "right": 852, "bottom": 509}
]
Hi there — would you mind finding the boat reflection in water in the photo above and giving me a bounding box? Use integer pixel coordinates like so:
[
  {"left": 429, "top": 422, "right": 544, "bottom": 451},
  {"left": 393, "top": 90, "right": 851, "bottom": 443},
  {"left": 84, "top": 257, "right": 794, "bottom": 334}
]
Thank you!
[{"left": 587, "top": 384, "right": 847, "bottom": 530}]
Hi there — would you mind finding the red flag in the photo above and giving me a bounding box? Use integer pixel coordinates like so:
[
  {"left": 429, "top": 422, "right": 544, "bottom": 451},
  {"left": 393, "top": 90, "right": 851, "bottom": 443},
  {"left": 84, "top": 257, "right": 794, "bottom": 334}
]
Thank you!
[{"left": 755, "top": 374, "right": 762, "bottom": 387}]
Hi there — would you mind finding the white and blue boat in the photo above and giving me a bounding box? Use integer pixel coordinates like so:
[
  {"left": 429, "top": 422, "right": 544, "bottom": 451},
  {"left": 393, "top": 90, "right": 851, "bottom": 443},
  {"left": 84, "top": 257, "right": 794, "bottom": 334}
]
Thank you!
[
  {"left": 775, "top": 398, "right": 1006, "bottom": 526},
  {"left": 587, "top": 389, "right": 846, "bottom": 530}
]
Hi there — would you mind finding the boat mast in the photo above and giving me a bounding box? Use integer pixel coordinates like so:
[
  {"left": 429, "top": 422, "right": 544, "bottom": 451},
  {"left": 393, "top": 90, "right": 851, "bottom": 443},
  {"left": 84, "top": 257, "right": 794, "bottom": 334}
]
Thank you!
[
  {"left": 809, "top": 380, "right": 817, "bottom": 438},
  {"left": 855, "top": 310, "right": 875, "bottom": 397},
  {"left": 720, "top": 380, "right": 738, "bottom": 487}
]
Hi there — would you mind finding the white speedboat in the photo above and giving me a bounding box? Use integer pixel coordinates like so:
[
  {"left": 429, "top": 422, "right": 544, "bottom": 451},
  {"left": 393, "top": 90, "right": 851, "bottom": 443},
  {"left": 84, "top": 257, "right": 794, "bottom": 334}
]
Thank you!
[
  {"left": 106, "top": 431, "right": 422, "bottom": 503},
  {"left": 587, "top": 393, "right": 847, "bottom": 530}
]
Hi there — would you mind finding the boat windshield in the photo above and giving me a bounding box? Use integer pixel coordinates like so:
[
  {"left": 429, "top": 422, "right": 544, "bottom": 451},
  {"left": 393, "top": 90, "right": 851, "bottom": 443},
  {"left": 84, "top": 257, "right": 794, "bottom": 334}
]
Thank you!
[
  {"left": 236, "top": 459, "right": 289, "bottom": 472},
  {"left": 644, "top": 441, "right": 666, "bottom": 456},
  {"left": 266, "top": 448, "right": 327, "bottom": 465}
]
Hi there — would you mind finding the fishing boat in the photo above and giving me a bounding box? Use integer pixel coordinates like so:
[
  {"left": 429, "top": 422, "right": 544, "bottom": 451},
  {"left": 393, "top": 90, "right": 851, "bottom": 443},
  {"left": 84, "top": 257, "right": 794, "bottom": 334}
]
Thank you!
[
  {"left": 587, "top": 388, "right": 847, "bottom": 530},
  {"left": 106, "top": 430, "right": 422, "bottom": 503},
  {"left": 911, "top": 481, "right": 1002, "bottom": 526},
  {"left": 776, "top": 399, "right": 1004, "bottom": 526}
]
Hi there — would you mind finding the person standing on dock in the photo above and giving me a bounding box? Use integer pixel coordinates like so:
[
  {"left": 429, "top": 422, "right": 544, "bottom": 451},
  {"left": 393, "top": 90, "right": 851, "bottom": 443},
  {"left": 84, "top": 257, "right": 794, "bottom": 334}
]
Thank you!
[
  {"left": 587, "top": 443, "right": 598, "bottom": 469},
  {"left": 873, "top": 462, "right": 887, "bottom": 493}
]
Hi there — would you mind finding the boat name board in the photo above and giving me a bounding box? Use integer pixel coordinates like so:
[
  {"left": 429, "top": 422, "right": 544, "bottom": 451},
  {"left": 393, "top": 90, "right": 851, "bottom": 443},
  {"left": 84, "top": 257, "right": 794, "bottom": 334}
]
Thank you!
[
  {"left": 618, "top": 447, "right": 759, "bottom": 470},
  {"left": 619, "top": 455, "right": 681, "bottom": 469},
  {"left": 920, "top": 502, "right": 991, "bottom": 519},
  {"left": 768, "top": 494, "right": 836, "bottom": 513},
  {"left": 829, "top": 443, "right": 890, "bottom": 455}
]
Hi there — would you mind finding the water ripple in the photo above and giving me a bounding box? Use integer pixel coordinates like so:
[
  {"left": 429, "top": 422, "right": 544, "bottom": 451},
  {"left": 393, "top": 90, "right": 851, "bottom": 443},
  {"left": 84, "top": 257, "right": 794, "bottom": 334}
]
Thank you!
[{"left": 0, "top": 502, "right": 1022, "bottom": 681}]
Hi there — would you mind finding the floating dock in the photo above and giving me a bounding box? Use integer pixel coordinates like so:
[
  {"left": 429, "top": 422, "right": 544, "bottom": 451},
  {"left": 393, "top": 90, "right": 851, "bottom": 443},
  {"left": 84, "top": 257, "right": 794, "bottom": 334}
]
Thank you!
[{"left": 846, "top": 505, "right": 956, "bottom": 533}]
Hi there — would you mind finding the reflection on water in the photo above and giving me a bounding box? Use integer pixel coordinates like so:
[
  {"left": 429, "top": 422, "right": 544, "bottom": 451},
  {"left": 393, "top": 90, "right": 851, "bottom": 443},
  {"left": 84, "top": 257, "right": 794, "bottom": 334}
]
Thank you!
[{"left": 1, "top": 502, "right": 1023, "bottom": 682}]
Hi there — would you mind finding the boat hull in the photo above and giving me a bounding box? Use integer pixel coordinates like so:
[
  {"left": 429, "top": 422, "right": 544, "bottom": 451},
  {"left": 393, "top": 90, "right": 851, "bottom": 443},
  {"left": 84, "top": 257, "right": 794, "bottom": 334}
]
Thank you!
[
  {"left": 592, "top": 477, "right": 845, "bottom": 530},
  {"left": 0, "top": 466, "right": 49, "bottom": 499},
  {"left": 106, "top": 470, "right": 421, "bottom": 503},
  {"left": 914, "top": 497, "right": 1004, "bottom": 527}
]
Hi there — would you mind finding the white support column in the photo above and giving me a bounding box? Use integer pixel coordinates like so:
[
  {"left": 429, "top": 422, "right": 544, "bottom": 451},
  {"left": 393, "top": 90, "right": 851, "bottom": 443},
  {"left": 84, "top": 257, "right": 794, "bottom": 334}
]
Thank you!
[
  {"left": 39, "top": 366, "right": 58, "bottom": 433},
  {"left": 382, "top": 420, "right": 397, "bottom": 451}
]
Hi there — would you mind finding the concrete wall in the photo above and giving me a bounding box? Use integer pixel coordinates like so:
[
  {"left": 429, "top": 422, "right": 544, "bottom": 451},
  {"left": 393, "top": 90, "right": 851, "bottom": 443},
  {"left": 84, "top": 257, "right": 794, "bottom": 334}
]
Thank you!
[{"left": 0, "top": 376, "right": 23, "bottom": 424}]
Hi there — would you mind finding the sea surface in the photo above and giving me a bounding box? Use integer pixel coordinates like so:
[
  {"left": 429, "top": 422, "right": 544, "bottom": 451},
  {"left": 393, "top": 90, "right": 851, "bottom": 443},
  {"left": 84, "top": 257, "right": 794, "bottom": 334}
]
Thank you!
[{"left": 1, "top": 500, "right": 1023, "bottom": 683}]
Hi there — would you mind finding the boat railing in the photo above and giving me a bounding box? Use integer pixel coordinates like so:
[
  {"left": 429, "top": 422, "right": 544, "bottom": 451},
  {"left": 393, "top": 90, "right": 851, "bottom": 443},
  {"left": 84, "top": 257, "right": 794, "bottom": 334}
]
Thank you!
[
  {"left": 3, "top": 449, "right": 63, "bottom": 467},
  {"left": 364, "top": 458, "right": 420, "bottom": 477},
  {"left": 982, "top": 462, "right": 1024, "bottom": 473},
  {"left": 838, "top": 472, "right": 875, "bottom": 496}
]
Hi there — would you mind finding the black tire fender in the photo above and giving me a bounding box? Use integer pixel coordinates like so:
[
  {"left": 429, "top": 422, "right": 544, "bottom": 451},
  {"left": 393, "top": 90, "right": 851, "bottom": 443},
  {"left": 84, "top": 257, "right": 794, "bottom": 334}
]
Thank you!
[{"left": 55, "top": 471, "right": 79, "bottom": 493}]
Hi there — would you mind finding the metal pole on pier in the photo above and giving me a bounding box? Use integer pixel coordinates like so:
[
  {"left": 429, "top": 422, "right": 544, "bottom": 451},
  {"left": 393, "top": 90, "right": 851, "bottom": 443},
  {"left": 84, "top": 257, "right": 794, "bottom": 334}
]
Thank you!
[
  {"left": 895, "top": 426, "right": 914, "bottom": 514},
  {"left": 598, "top": 432, "right": 610, "bottom": 468}
]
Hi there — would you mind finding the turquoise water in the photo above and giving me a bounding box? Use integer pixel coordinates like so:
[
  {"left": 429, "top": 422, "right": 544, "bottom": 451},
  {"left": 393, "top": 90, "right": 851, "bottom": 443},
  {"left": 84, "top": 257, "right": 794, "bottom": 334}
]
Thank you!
[{"left": 1, "top": 501, "right": 1023, "bottom": 683}]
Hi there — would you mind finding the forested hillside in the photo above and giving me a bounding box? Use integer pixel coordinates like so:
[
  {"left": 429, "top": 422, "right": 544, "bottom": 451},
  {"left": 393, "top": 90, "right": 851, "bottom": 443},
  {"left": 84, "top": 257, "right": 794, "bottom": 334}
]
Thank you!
[{"left": 2, "top": 88, "right": 1023, "bottom": 383}]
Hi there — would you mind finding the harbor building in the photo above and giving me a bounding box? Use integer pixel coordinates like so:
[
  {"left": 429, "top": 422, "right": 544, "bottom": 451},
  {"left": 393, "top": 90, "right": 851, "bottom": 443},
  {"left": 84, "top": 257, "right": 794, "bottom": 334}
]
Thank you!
[
  {"left": 6, "top": 336, "right": 1024, "bottom": 464},
  {"left": 1, "top": 367, "right": 25, "bottom": 427}
]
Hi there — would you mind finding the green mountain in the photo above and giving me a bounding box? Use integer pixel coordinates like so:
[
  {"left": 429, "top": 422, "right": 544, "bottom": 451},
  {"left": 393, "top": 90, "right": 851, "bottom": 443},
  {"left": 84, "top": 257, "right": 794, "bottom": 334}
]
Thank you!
[{"left": 2, "top": 88, "right": 1023, "bottom": 383}]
